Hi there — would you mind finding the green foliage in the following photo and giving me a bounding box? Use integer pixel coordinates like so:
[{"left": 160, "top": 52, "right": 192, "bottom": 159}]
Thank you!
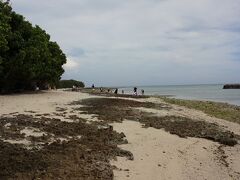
[
  {"left": 57, "top": 79, "right": 85, "bottom": 89},
  {"left": 0, "top": 1, "right": 66, "bottom": 92},
  {"left": 162, "top": 97, "right": 240, "bottom": 124}
]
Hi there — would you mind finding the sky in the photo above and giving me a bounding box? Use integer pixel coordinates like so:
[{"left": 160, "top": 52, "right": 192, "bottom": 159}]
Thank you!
[{"left": 11, "top": 0, "right": 240, "bottom": 87}]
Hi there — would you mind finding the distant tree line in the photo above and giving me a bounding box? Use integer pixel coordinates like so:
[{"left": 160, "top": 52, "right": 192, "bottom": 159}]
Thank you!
[
  {"left": 57, "top": 79, "right": 85, "bottom": 89},
  {"left": 0, "top": 0, "right": 67, "bottom": 93}
]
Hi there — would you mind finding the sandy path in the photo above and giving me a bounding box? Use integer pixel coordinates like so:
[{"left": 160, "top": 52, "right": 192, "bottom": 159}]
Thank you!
[
  {"left": 0, "top": 90, "right": 101, "bottom": 123},
  {"left": 110, "top": 97, "right": 240, "bottom": 179},
  {"left": 111, "top": 120, "right": 240, "bottom": 180},
  {"left": 0, "top": 90, "right": 92, "bottom": 115}
]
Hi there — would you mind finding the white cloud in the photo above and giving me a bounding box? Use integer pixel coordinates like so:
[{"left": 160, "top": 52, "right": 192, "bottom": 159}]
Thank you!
[
  {"left": 63, "top": 57, "right": 80, "bottom": 70},
  {"left": 11, "top": 0, "right": 240, "bottom": 86}
]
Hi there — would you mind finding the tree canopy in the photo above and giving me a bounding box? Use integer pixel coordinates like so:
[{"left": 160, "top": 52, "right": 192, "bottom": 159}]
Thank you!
[
  {"left": 57, "top": 79, "right": 85, "bottom": 89},
  {"left": 0, "top": 0, "right": 66, "bottom": 92}
]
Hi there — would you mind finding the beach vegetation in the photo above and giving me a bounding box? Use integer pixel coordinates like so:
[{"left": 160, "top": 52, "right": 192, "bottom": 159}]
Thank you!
[
  {"left": 0, "top": 114, "right": 132, "bottom": 179},
  {"left": 57, "top": 79, "right": 85, "bottom": 89},
  {"left": 0, "top": 1, "right": 66, "bottom": 93},
  {"left": 161, "top": 97, "right": 240, "bottom": 124},
  {"left": 73, "top": 98, "right": 238, "bottom": 146}
]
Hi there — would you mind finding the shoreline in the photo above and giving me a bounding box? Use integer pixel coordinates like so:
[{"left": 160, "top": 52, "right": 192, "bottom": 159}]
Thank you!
[
  {"left": 69, "top": 86, "right": 240, "bottom": 107},
  {"left": 116, "top": 84, "right": 240, "bottom": 106},
  {"left": 165, "top": 96, "right": 240, "bottom": 107},
  {"left": 0, "top": 90, "right": 240, "bottom": 179}
]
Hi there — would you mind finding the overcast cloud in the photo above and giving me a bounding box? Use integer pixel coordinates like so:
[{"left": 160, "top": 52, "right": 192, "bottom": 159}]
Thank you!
[{"left": 11, "top": 0, "right": 240, "bottom": 86}]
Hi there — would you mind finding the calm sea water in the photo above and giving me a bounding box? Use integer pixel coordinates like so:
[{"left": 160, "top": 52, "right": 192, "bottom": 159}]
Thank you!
[{"left": 119, "top": 84, "right": 240, "bottom": 106}]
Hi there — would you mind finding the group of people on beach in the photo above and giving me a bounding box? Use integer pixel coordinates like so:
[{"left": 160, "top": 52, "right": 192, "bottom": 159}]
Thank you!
[
  {"left": 114, "top": 87, "right": 144, "bottom": 95},
  {"left": 119, "top": 87, "right": 144, "bottom": 95},
  {"left": 133, "top": 87, "right": 144, "bottom": 95},
  {"left": 91, "top": 84, "right": 144, "bottom": 95}
]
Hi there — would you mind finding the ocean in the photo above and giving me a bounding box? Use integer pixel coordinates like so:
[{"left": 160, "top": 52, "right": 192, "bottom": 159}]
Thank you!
[{"left": 119, "top": 84, "right": 240, "bottom": 106}]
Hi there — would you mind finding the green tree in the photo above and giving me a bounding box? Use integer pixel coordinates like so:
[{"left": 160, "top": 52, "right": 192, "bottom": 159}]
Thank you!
[
  {"left": 0, "top": 0, "right": 66, "bottom": 92},
  {"left": 57, "top": 79, "right": 85, "bottom": 89},
  {"left": 0, "top": 0, "right": 11, "bottom": 81}
]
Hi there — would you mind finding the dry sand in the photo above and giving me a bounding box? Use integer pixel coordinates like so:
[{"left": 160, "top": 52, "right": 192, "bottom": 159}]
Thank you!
[
  {"left": 0, "top": 90, "right": 92, "bottom": 115},
  {"left": 111, "top": 121, "right": 240, "bottom": 180},
  {"left": 0, "top": 90, "right": 240, "bottom": 179}
]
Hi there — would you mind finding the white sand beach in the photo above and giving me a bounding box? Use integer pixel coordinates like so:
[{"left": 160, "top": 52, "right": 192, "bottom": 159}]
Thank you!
[{"left": 0, "top": 90, "right": 239, "bottom": 179}]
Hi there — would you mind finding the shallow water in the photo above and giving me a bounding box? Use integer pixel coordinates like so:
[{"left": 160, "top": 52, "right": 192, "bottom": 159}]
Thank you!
[{"left": 119, "top": 84, "right": 240, "bottom": 106}]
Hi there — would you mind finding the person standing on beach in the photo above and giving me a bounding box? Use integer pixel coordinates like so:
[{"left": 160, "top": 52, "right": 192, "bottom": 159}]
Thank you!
[
  {"left": 122, "top": 90, "right": 124, "bottom": 94},
  {"left": 114, "top": 88, "right": 118, "bottom": 94},
  {"left": 134, "top": 87, "right": 137, "bottom": 95},
  {"left": 141, "top": 89, "right": 144, "bottom": 95}
]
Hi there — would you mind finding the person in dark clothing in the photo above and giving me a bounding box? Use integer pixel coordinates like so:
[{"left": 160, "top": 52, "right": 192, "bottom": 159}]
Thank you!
[
  {"left": 133, "top": 87, "right": 137, "bottom": 95},
  {"left": 114, "top": 88, "right": 118, "bottom": 94},
  {"left": 92, "top": 84, "right": 95, "bottom": 89},
  {"left": 141, "top": 89, "right": 144, "bottom": 95}
]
